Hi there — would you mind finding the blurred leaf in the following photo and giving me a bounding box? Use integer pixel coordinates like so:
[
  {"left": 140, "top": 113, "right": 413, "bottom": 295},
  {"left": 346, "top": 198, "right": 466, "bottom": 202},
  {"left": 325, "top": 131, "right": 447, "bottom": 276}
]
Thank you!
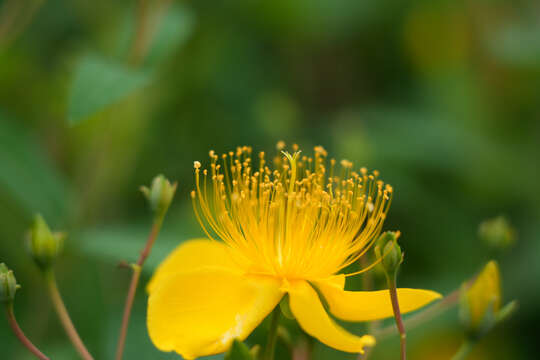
[
  {"left": 19, "top": 343, "right": 79, "bottom": 360},
  {"left": 224, "top": 339, "right": 254, "bottom": 360},
  {"left": 144, "top": 3, "right": 195, "bottom": 67},
  {"left": 115, "top": 3, "right": 195, "bottom": 67},
  {"left": 76, "top": 224, "right": 191, "bottom": 274},
  {"left": 67, "top": 54, "right": 151, "bottom": 125},
  {"left": 488, "top": 23, "right": 540, "bottom": 67},
  {"left": 0, "top": 116, "right": 69, "bottom": 223},
  {"left": 75, "top": 225, "right": 172, "bottom": 272}
]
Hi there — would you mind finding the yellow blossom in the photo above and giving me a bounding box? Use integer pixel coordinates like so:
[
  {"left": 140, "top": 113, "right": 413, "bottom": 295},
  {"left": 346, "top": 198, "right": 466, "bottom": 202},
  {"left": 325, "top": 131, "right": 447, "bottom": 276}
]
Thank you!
[
  {"left": 146, "top": 145, "right": 441, "bottom": 359},
  {"left": 460, "top": 260, "right": 513, "bottom": 340},
  {"left": 466, "top": 261, "right": 500, "bottom": 328}
]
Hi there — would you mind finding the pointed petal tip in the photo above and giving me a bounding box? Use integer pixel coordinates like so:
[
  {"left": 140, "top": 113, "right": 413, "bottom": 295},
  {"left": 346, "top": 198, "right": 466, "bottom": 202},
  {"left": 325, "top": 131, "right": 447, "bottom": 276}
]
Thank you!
[
  {"left": 288, "top": 280, "right": 377, "bottom": 354},
  {"left": 315, "top": 279, "right": 443, "bottom": 322},
  {"left": 362, "top": 334, "right": 376, "bottom": 348}
]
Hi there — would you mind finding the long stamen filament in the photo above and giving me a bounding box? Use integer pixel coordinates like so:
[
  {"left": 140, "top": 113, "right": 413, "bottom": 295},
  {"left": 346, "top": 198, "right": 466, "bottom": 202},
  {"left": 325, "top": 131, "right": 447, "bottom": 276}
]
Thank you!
[{"left": 190, "top": 145, "right": 393, "bottom": 280}]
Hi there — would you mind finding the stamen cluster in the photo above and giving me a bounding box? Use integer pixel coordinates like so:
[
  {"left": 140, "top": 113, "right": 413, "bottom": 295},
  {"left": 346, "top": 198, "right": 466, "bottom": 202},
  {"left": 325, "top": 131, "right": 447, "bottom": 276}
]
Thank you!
[{"left": 191, "top": 144, "right": 392, "bottom": 280}]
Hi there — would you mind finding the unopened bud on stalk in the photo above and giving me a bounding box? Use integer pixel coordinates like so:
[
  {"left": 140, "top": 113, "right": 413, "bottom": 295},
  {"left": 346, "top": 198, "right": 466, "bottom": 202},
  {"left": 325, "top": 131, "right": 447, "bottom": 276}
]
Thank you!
[
  {"left": 0, "top": 263, "right": 20, "bottom": 303},
  {"left": 27, "top": 215, "right": 64, "bottom": 270},
  {"left": 140, "top": 175, "right": 177, "bottom": 215},
  {"left": 375, "top": 231, "right": 403, "bottom": 278},
  {"left": 460, "top": 260, "right": 517, "bottom": 339},
  {"left": 478, "top": 215, "right": 516, "bottom": 250}
]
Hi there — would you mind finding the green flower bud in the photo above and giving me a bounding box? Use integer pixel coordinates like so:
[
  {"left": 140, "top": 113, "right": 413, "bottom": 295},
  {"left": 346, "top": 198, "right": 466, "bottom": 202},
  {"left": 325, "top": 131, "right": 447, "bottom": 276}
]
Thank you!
[
  {"left": 0, "top": 263, "right": 20, "bottom": 303},
  {"left": 27, "top": 214, "right": 65, "bottom": 270},
  {"left": 140, "top": 175, "right": 177, "bottom": 215},
  {"left": 374, "top": 231, "right": 403, "bottom": 278},
  {"left": 478, "top": 215, "right": 516, "bottom": 250}
]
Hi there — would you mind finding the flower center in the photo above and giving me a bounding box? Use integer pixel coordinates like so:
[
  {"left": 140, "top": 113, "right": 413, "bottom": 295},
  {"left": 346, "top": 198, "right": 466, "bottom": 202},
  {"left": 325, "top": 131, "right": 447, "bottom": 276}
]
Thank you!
[{"left": 191, "top": 144, "right": 392, "bottom": 280}]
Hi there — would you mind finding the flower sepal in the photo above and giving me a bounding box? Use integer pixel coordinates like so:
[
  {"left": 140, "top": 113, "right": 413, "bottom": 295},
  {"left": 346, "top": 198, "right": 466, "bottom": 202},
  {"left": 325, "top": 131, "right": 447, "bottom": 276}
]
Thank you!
[
  {"left": 140, "top": 174, "right": 177, "bottom": 216},
  {"left": 0, "top": 263, "right": 20, "bottom": 304},
  {"left": 374, "top": 231, "right": 403, "bottom": 279},
  {"left": 224, "top": 339, "right": 255, "bottom": 360},
  {"left": 279, "top": 295, "right": 295, "bottom": 320}
]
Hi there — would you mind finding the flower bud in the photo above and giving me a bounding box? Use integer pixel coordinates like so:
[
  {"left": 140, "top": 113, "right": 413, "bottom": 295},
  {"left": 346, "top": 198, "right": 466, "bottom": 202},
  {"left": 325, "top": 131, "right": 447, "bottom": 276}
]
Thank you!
[
  {"left": 460, "top": 261, "right": 503, "bottom": 338},
  {"left": 374, "top": 231, "right": 403, "bottom": 278},
  {"left": 478, "top": 215, "right": 516, "bottom": 250},
  {"left": 140, "top": 175, "right": 177, "bottom": 215},
  {"left": 27, "top": 214, "right": 64, "bottom": 270},
  {"left": 0, "top": 263, "right": 20, "bottom": 303}
]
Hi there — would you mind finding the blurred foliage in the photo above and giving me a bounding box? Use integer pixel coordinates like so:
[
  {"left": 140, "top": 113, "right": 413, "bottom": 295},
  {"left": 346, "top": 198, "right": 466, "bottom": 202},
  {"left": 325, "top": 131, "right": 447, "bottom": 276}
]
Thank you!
[
  {"left": 478, "top": 215, "right": 516, "bottom": 250},
  {"left": 68, "top": 53, "right": 152, "bottom": 124},
  {"left": 0, "top": 0, "right": 538, "bottom": 359}
]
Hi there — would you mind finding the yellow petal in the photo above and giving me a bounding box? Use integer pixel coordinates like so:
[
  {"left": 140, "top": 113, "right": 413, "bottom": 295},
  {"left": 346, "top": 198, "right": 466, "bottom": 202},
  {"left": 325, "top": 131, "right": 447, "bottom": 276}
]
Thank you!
[
  {"left": 466, "top": 260, "right": 501, "bottom": 328},
  {"left": 287, "top": 280, "right": 375, "bottom": 354},
  {"left": 315, "top": 277, "right": 442, "bottom": 322},
  {"left": 323, "top": 274, "right": 346, "bottom": 288},
  {"left": 147, "top": 239, "right": 238, "bottom": 293},
  {"left": 147, "top": 268, "right": 283, "bottom": 359}
]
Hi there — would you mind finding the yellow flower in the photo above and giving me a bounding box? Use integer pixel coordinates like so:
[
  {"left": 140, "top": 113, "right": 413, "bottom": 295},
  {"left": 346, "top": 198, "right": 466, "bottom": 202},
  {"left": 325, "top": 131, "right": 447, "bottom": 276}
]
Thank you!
[
  {"left": 466, "top": 261, "right": 501, "bottom": 329},
  {"left": 460, "top": 260, "right": 506, "bottom": 339},
  {"left": 147, "top": 145, "right": 441, "bottom": 359}
]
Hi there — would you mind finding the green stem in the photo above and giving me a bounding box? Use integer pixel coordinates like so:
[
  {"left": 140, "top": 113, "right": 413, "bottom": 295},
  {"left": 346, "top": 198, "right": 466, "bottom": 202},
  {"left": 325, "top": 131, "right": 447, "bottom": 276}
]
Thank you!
[
  {"left": 115, "top": 213, "right": 165, "bottom": 360},
  {"left": 387, "top": 274, "right": 406, "bottom": 360},
  {"left": 0, "top": 0, "right": 21, "bottom": 44},
  {"left": 5, "top": 303, "right": 50, "bottom": 360},
  {"left": 451, "top": 339, "right": 474, "bottom": 360},
  {"left": 375, "top": 278, "right": 474, "bottom": 340},
  {"left": 264, "top": 307, "right": 281, "bottom": 360},
  {"left": 129, "top": 0, "right": 150, "bottom": 66},
  {"left": 45, "top": 270, "right": 94, "bottom": 360},
  {"left": 357, "top": 256, "right": 377, "bottom": 360}
]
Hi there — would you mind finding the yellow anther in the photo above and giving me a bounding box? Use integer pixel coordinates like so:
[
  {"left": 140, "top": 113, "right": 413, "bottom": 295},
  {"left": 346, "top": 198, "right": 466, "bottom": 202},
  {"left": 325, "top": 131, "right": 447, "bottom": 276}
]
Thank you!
[{"left": 190, "top": 145, "right": 393, "bottom": 279}]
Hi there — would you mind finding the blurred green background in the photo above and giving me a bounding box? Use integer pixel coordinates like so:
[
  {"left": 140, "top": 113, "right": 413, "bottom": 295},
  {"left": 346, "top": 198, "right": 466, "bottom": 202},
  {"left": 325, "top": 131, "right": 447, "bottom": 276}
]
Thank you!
[{"left": 0, "top": 0, "right": 538, "bottom": 359}]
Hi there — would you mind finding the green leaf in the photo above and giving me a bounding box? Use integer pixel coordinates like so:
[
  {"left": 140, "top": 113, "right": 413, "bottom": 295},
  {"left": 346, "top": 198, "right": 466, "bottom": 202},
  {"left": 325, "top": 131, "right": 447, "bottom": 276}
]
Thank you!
[
  {"left": 0, "top": 115, "right": 70, "bottom": 223},
  {"left": 67, "top": 54, "right": 151, "bottom": 125},
  {"left": 144, "top": 3, "right": 195, "bottom": 67},
  {"left": 114, "top": 3, "right": 195, "bottom": 67},
  {"left": 224, "top": 339, "right": 254, "bottom": 360},
  {"left": 75, "top": 224, "right": 182, "bottom": 274},
  {"left": 488, "top": 23, "right": 540, "bottom": 68}
]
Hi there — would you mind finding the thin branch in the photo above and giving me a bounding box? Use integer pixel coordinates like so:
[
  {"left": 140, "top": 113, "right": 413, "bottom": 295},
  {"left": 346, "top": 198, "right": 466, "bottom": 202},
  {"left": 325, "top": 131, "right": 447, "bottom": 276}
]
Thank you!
[
  {"left": 375, "top": 278, "right": 475, "bottom": 340},
  {"left": 5, "top": 303, "right": 50, "bottom": 360},
  {"left": 128, "top": 0, "right": 173, "bottom": 66},
  {"left": 357, "top": 255, "right": 379, "bottom": 360},
  {"left": 0, "top": 0, "right": 22, "bottom": 44},
  {"left": 387, "top": 275, "right": 407, "bottom": 360},
  {"left": 263, "top": 307, "right": 281, "bottom": 360},
  {"left": 0, "top": 0, "right": 45, "bottom": 46},
  {"left": 8, "top": 0, "right": 45, "bottom": 44},
  {"left": 129, "top": 0, "right": 150, "bottom": 66},
  {"left": 115, "top": 215, "right": 164, "bottom": 360},
  {"left": 46, "top": 271, "right": 94, "bottom": 360}
]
